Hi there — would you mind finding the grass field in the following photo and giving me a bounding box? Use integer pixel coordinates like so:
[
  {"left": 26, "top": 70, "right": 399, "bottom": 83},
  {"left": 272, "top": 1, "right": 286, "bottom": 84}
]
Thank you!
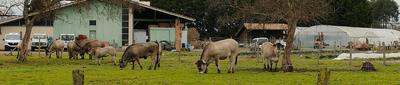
[{"left": 0, "top": 52, "right": 399, "bottom": 85}]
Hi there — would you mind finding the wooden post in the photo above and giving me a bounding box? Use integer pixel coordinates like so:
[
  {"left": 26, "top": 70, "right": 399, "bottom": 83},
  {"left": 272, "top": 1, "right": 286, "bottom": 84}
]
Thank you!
[
  {"left": 38, "top": 38, "right": 41, "bottom": 57},
  {"left": 349, "top": 42, "right": 352, "bottom": 65},
  {"left": 72, "top": 69, "right": 84, "bottom": 85},
  {"left": 334, "top": 41, "right": 337, "bottom": 54},
  {"left": 382, "top": 42, "right": 386, "bottom": 66},
  {"left": 175, "top": 19, "right": 182, "bottom": 51},
  {"left": 317, "top": 67, "right": 330, "bottom": 85}
]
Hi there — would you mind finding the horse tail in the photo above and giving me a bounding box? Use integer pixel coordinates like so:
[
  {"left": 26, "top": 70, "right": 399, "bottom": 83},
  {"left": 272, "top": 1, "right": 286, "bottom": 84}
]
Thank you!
[
  {"left": 121, "top": 44, "right": 135, "bottom": 61},
  {"left": 154, "top": 41, "right": 161, "bottom": 67}
]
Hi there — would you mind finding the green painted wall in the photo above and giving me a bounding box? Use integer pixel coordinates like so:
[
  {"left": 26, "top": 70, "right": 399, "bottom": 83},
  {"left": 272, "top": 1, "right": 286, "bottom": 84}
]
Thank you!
[
  {"left": 54, "top": 0, "right": 122, "bottom": 47},
  {"left": 149, "top": 27, "right": 175, "bottom": 44}
]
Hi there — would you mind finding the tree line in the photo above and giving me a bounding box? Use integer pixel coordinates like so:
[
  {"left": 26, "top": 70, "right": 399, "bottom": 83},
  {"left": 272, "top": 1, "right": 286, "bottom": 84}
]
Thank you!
[{"left": 149, "top": 0, "right": 399, "bottom": 38}]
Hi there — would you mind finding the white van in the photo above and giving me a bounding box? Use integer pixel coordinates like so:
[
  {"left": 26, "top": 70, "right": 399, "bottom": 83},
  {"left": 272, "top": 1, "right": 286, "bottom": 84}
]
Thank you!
[
  {"left": 3, "top": 33, "right": 21, "bottom": 51},
  {"left": 60, "top": 34, "right": 75, "bottom": 48},
  {"left": 31, "top": 33, "right": 48, "bottom": 50}
]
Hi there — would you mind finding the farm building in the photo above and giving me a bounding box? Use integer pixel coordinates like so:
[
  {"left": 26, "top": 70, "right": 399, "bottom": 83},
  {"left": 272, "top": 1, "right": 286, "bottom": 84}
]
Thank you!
[
  {"left": 0, "top": 0, "right": 195, "bottom": 50},
  {"left": 235, "top": 23, "right": 288, "bottom": 44},
  {"left": 295, "top": 25, "right": 400, "bottom": 48},
  {"left": 0, "top": 16, "right": 53, "bottom": 50}
]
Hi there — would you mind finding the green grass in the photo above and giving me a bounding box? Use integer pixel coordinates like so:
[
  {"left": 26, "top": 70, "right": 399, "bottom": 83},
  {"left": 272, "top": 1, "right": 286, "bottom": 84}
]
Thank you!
[{"left": 0, "top": 52, "right": 399, "bottom": 85}]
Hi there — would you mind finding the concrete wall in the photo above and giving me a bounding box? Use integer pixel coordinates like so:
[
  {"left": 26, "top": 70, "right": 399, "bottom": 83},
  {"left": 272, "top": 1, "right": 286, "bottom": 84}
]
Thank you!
[
  {"left": 0, "top": 26, "right": 53, "bottom": 50},
  {"left": 54, "top": 0, "right": 122, "bottom": 47}
]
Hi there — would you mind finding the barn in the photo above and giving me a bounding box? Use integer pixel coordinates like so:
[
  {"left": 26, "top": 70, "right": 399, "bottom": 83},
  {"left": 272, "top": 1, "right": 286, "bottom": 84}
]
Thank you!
[{"left": 0, "top": 0, "right": 195, "bottom": 50}]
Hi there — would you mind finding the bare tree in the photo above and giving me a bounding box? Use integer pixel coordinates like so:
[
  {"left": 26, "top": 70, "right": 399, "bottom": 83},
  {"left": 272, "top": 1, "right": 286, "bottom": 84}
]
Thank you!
[
  {"left": 238, "top": 0, "right": 329, "bottom": 72},
  {"left": 0, "top": 0, "right": 23, "bottom": 15},
  {"left": 17, "top": 0, "right": 137, "bottom": 63},
  {"left": 207, "top": 0, "right": 329, "bottom": 72}
]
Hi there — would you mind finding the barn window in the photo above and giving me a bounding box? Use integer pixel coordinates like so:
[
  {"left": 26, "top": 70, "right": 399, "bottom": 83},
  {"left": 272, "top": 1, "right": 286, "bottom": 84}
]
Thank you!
[{"left": 89, "top": 20, "right": 96, "bottom": 26}]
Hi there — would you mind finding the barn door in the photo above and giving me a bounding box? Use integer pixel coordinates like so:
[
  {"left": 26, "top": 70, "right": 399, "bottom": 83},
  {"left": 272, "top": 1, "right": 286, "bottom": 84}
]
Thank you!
[{"left": 89, "top": 30, "right": 96, "bottom": 39}]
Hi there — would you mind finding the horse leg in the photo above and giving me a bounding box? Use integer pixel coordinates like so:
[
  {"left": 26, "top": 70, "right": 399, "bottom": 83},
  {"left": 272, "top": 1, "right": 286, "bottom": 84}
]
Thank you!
[
  {"left": 112, "top": 55, "right": 116, "bottom": 65},
  {"left": 215, "top": 59, "right": 221, "bottom": 73},
  {"left": 228, "top": 55, "right": 237, "bottom": 73},
  {"left": 264, "top": 58, "right": 268, "bottom": 71},
  {"left": 153, "top": 55, "right": 158, "bottom": 70},
  {"left": 269, "top": 60, "right": 273, "bottom": 71},
  {"left": 61, "top": 49, "right": 64, "bottom": 59},
  {"left": 131, "top": 60, "right": 135, "bottom": 70},
  {"left": 274, "top": 62, "right": 278, "bottom": 72},
  {"left": 136, "top": 58, "right": 144, "bottom": 70},
  {"left": 96, "top": 56, "right": 100, "bottom": 65}
]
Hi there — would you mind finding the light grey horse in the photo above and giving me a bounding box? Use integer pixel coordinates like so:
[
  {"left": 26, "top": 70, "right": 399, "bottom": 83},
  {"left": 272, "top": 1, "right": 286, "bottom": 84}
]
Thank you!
[
  {"left": 195, "top": 39, "right": 240, "bottom": 74},
  {"left": 45, "top": 40, "right": 64, "bottom": 59},
  {"left": 89, "top": 46, "right": 117, "bottom": 65},
  {"left": 261, "top": 42, "right": 279, "bottom": 71}
]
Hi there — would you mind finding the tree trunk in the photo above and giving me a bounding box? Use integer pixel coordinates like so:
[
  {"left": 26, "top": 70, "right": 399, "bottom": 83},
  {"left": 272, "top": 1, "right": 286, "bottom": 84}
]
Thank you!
[
  {"left": 17, "top": 0, "right": 33, "bottom": 63},
  {"left": 17, "top": 19, "right": 33, "bottom": 63},
  {"left": 282, "top": 17, "right": 297, "bottom": 72}
]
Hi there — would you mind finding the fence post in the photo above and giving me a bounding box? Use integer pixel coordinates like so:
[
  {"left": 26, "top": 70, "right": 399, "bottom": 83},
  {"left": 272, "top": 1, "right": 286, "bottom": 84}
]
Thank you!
[
  {"left": 382, "top": 42, "right": 386, "bottom": 66},
  {"left": 72, "top": 69, "right": 84, "bottom": 85},
  {"left": 349, "top": 42, "right": 353, "bottom": 66},
  {"left": 317, "top": 67, "right": 330, "bottom": 85}
]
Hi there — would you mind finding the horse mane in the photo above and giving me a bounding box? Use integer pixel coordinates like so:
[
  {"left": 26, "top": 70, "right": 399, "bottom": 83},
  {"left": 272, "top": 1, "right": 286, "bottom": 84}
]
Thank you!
[
  {"left": 121, "top": 44, "right": 136, "bottom": 61},
  {"left": 200, "top": 42, "right": 211, "bottom": 60}
]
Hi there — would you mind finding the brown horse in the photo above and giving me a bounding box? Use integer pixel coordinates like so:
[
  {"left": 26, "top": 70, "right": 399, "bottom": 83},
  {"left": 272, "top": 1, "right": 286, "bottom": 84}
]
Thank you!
[
  {"left": 76, "top": 39, "right": 110, "bottom": 59},
  {"left": 89, "top": 46, "right": 117, "bottom": 65},
  {"left": 261, "top": 42, "right": 279, "bottom": 71},
  {"left": 195, "top": 39, "right": 240, "bottom": 74},
  {"left": 119, "top": 41, "right": 161, "bottom": 70},
  {"left": 45, "top": 40, "right": 64, "bottom": 59}
]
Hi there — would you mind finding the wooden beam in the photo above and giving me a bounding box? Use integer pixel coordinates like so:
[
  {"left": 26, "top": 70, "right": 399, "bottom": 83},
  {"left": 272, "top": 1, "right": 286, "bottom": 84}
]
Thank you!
[
  {"left": 175, "top": 19, "right": 182, "bottom": 51},
  {"left": 134, "top": 19, "right": 175, "bottom": 22},
  {"left": 128, "top": 6, "right": 134, "bottom": 45}
]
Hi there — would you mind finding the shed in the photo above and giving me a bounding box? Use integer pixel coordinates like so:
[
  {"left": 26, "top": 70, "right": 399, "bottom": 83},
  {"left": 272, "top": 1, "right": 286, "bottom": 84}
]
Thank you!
[{"left": 235, "top": 23, "right": 288, "bottom": 44}]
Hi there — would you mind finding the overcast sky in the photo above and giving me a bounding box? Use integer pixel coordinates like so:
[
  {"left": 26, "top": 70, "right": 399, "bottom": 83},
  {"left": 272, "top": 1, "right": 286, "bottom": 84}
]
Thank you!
[{"left": 2, "top": 0, "right": 400, "bottom": 15}]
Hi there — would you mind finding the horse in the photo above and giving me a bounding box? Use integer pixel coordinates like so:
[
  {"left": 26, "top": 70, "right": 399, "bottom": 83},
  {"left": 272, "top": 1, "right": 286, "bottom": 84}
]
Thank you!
[
  {"left": 119, "top": 41, "right": 161, "bottom": 70},
  {"left": 45, "top": 40, "right": 64, "bottom": 59},
  {"left": 195, "top": 39, "right": 239, "bottom": 74},
  {"left": 261, "top": 42, "right": 279, "bottom": 71},
  {"left": 67, "top": 41, "right": 81, "bottom": 60},
  {"left": 89, "top": 46, "right": 117, "bottom": 65},
  {"left": 80, "top": 40, "right": 110, "bottom": 59}
]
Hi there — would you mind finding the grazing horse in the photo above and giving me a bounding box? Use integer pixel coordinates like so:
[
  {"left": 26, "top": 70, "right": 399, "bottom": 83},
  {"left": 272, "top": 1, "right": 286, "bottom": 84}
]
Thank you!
[
  {"left": 195, "top": 39, "right": 239, "bottom": 74},
  {"left": 67, "top": 41, "right": 81, "bottom": 59},
  {"left": 89, "top": 46, "right": 117, "bottom": 65},
  {"left": 119, "top": 41, "right": 161, "bottom": 70},
  {"left": 45, "top": 40, "right": 64, "bottom": 59},
  {"left": 261, "top": 42, "right": 279, "bottom": 71},
  {"left": 81, "top": 40, "right": 110, "bottom": 59}
]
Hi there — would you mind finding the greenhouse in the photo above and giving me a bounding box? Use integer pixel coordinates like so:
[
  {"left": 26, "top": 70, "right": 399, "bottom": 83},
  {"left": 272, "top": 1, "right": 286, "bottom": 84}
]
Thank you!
[{"left": 295, "top": 25, "right": 400, "bottom": 48}]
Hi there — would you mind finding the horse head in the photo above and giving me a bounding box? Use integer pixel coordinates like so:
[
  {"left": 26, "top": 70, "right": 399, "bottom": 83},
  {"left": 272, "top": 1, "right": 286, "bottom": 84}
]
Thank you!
[
  {"left": 195, "top": 60, "right": 207, "bottom": 73},
  {"left": 119, "top": 59, "right": 128, "bottom": 70}
]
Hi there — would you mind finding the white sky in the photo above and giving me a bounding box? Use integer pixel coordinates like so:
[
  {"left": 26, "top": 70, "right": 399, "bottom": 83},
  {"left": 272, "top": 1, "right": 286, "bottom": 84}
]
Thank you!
[{"left": 1, "top": 0, "right": 400, "bottom": 15}]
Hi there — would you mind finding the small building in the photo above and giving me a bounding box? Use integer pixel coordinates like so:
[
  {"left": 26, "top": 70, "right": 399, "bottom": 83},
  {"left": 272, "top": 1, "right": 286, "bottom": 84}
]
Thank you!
[
  {"left": 0, "top": 16, "right": 53, "bottom": 50},
  {"left": 235, "top": 23, "right": 288, "bottom": 44},
  {"left": 0, "top": 0, "right": 195, "bottom": 50}
]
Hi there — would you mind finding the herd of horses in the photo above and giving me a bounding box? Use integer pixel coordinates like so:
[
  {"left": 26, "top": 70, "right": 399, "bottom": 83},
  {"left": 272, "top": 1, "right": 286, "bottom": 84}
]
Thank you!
[{"left": 44, "top": 38, "right": 281, "bottom": 74}]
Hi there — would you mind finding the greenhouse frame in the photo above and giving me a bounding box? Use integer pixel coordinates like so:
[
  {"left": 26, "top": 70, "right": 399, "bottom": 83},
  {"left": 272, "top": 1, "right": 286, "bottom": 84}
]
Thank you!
[{"left": 295, "top": 25, "right": 400, "bottom": 48}]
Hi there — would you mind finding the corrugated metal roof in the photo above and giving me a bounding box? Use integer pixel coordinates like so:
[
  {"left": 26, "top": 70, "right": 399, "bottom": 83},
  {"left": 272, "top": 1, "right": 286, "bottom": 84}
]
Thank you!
[
  {"left": 243, "top": 23, "right": 288, "bottom": 30},
  {"left": 0, "top": 0, "right": 195, "bottom": 25}
]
